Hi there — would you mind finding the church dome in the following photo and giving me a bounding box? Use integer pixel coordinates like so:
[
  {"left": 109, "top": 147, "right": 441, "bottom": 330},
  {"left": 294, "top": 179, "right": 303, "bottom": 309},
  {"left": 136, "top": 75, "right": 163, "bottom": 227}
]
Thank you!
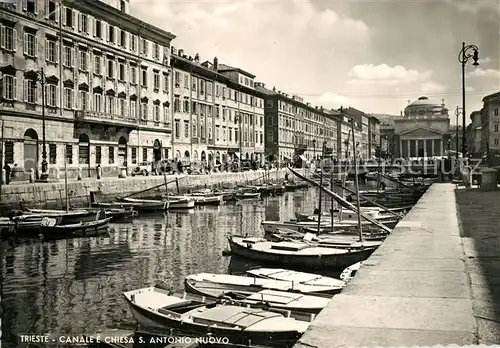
[
  {"left": 408, "top": 96, "right": 440, "bottom": 107},
  {"left": 404, "top": 96, "right": 448, "bottom": 117}
]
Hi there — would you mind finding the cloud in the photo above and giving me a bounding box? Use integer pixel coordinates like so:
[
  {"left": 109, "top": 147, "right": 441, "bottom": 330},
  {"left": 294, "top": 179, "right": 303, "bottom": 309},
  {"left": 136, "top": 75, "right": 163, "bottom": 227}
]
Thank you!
[
  {"left": 466, "top": 68, "right": 500, "bottom": 79},
  {"left": 420, "top": 81, "right": 448, "bottom": 93},
  {"left": 480, "top": 57, "right": 493, "bottom": 64},
  {"left": 347, "top": 64, "right": 432, "bottom": 85},
  {"left": 444, "top": 0, "right": 500, "bottom": 14},
  {"left": 310, "top": 92, "right": 350, "bottom": 110}
]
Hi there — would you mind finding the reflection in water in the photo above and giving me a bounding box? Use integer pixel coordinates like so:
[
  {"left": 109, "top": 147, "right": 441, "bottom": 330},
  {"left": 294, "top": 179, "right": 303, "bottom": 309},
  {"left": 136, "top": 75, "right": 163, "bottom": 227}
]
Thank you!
[{"left": 1, "top": 189, "right": 324, "bottom": 347}]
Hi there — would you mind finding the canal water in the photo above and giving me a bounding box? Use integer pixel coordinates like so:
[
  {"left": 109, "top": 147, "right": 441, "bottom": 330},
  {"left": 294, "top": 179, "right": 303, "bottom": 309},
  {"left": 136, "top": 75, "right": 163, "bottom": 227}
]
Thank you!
[{"left": 1, "top": 187, "right": 351, "bottom": 347}]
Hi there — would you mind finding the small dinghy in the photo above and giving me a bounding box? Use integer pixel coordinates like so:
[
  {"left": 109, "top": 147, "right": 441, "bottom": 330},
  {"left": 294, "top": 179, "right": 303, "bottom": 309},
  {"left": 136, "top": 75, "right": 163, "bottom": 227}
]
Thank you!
[
  {"left": 227, "top": 235, "right": 374, "bottom": 270},
  {"left": 39, "top": 215, "right": 111, "bottom": 240},
  {"left": 246, "top": 268, "right": 345, "bottom": 294},
  {"left": 235, "top": 192, "right": 261, "bottom": 200},
  {"left": 123, "top": 287, "right": 310, "bottom": 348},
  {"left": 340, "top": 261, "right": 363, "bottom": 282}
]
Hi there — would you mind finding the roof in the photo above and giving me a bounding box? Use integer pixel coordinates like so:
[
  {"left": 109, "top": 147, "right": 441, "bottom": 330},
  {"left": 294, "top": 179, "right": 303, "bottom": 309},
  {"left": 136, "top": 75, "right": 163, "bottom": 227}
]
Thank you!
[
  {"left": 255, "top": 85, "right": 278, "bottom": 95},
  {"left": 407, "top": 96, "right": 442, "bottom": 107},
  {"left": 482, "top": 91, "right": 500, "bottom": 103},
  {"left": 171, "top": 54, "right": 228, "bottom": 80},
  {"left": 217, "top": 64, "right": 256, "bottom": 79}
]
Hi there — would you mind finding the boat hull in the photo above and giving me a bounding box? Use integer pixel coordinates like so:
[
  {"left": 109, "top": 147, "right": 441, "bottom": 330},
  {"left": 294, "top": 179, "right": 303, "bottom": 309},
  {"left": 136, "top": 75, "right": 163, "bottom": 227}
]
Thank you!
[
  {"left": 228, "top": 236, "right": 374, "bottom": 270},
  {"left": 124, "top": 297, "right": 304, "bottom": 348},
  {"left": 40, "top": 217, "right": 111, "bottom": 240}
]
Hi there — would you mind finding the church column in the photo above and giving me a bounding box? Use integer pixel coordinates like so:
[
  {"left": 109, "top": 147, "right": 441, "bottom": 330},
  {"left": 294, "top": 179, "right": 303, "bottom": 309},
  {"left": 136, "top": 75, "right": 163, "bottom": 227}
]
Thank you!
[
  {"left": 431, "top": 140, "right": 435, "bottom": 157},
  {"left": 440, "top": 139, "right": 444, "bottom": 156},
  {"left": 399, "top": 139, "right": 403, "bottom": 158}
]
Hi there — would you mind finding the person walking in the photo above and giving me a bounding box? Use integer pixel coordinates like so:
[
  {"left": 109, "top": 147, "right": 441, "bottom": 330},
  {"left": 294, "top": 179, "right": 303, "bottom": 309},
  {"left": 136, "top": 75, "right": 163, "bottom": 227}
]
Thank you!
[{"left": 3, "top": 163, "right": 11, "bottom": 184}]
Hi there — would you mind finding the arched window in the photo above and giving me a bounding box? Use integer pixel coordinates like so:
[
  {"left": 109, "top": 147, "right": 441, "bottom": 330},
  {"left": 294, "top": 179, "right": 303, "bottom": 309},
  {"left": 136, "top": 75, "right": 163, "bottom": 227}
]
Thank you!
[{"left": 78, "top": 133, "right": 90, "bottom": 164}]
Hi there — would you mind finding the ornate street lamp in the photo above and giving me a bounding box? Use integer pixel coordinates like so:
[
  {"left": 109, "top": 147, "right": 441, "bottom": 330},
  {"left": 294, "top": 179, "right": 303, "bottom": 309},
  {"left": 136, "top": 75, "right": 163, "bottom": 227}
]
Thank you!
[
  {"left": 458, "top": 42, "right": 479, "bottom": 158},
  {"left": 36, "top": 68, "right": 48, "bottom": 182}
]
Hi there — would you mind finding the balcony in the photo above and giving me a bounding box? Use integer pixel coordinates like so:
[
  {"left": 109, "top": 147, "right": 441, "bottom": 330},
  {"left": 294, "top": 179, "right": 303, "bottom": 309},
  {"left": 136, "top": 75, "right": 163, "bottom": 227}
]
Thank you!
[
  {"left": 75, "top": 110, "right": 137, "bottom": 128},
  {"left": 295, "top": 144, "right": 308, "bottom": 151},
  {"left": 200, "top": 138, "right": 206, "bottom": 144},
  {"left": 192, "top": 137, "right": 199, "bottom": 144}
]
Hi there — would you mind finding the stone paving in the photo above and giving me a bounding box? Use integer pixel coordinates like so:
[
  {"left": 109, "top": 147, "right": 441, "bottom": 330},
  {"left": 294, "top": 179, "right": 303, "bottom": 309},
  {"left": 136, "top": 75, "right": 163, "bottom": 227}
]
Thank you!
[{"left": 296, "top": 183, "right": 500, "bottom": 347}]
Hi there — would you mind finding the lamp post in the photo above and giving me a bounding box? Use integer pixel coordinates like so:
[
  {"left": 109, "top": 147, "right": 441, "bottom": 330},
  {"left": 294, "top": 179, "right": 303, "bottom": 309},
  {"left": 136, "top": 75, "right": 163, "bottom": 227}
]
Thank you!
[
  {"left": 312, "top": 139, "right": 316, "bottom": 165},
  {"left": 36, "top": 68, "right": 48, "bottom": 182},
  {"left": 455, "top": 106, "right": 462, "bottom": 160},
  {"left": 458, "top": 42, "right": 479, "bottom": 158}
]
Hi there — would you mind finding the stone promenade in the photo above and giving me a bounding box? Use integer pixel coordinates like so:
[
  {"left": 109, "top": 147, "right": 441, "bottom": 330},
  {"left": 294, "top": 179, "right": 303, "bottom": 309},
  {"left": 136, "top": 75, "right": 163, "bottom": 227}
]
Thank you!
[{"left": 296, "top": 183, "right": 500, "bottom": 347}]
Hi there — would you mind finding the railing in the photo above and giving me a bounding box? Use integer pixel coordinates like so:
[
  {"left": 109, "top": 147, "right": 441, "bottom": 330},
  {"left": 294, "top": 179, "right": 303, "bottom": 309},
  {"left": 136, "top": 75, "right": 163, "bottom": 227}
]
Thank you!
[
  {"left": 200, "top": 138, "right": 206, "bottom": 143},
  {"left": 75, "top": 110, "right": 137, "bottom": 127}
]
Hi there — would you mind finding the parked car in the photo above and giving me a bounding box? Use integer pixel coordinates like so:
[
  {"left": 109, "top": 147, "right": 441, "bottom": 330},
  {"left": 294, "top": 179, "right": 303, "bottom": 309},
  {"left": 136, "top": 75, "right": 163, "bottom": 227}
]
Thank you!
[{"left": 131, "top": 162, "right": 152, "bottom": 176}]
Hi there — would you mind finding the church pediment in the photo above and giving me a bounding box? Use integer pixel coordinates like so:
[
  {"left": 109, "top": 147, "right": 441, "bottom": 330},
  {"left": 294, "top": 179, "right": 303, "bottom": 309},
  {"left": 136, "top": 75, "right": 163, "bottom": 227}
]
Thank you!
[{"left": 398, "top": 126, "right": 444, "bottom": 137}]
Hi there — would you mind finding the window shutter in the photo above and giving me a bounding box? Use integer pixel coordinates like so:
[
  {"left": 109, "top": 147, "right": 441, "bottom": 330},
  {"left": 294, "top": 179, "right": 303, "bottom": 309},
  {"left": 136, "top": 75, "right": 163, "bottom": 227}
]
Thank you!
[
  {"left": 71, "top": 90, "right": 75, "bottom": 109},
  {"left": 0, "top": 26, "right": 4, "bottom": 49},
  {"left": 129, "top": 33, "right": 132, "bottom": 51},
  {"left": 72, "top": 48, "right": 76, "bottom": 67},
  {"left": 44, "top": 0, "right": 49, "bottom": 18},
  {"left": 23, "top": 80, "right": 28, "bottom": 102},
  {"left": 78, "top": 13, "right": 82, "bottom": 32},
  {"left": 56, "top": 86, "right": 59, "bottom": 107},
  {"left": 123, "top": 32, "right": 128, "bottom": 49},
  {"left": 23, "top": 32, "right": 28, "bottom": 55},
  {"left": 13, "top": 77, "right": 17, "bottom": 100},
  {"left": 22, "top": 0, "right": 27, "bottom": 11},
  {"left": 62, "top": 7, "right": 67, "bottom": 26},
  {"left": 92, "top": 19, "right": 96, "bottom": 36},
  {"left": 34, "top": 35, "right": 38, "bottom": 57},
  {"left": 45, "top": 40, "right": 49, "bottom": 61},
  {"left": 72, "top": 11, "right": 76, "bottom": 29},
  {"left": 55, "top": 42, "right": 59, "bottom": 63}
]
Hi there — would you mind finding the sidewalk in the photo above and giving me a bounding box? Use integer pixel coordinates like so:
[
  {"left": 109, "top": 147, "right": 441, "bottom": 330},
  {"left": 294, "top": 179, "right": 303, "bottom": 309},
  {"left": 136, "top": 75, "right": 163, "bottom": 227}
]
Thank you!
[{"left": 296, "top": 183, "right": 496, "bottom": 347}]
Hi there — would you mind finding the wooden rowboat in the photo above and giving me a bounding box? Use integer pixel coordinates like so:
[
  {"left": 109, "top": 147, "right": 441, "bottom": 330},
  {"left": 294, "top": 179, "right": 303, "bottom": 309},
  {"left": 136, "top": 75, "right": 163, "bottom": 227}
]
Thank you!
[
  {"left": 39, "top": 216, "right": 111, "bottom": 240},
  {"left": 340, "top": 261, "right": 363, "bottom": 282},
  {"left": 227, "top": 235, "right": 374, "bottom": 270},
  {"left": 123, "top": 287, "right": 310, "bottom": 348}
]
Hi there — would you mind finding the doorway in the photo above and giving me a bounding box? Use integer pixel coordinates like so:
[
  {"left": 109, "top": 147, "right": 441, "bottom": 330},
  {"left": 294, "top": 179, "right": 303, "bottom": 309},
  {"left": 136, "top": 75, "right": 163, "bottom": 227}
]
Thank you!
[{"left": 24, "top": 129, "right": 39, "bottom": 174}]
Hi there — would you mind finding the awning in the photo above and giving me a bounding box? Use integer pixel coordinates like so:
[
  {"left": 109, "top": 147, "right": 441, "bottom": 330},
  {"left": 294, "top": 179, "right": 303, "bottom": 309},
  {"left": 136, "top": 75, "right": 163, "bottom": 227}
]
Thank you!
[
  {"left": 298, "top": 155, "right": 308, "bottom": 162},
  {"left": 234, "top": 152, "right": 241, "bottom": 159}
]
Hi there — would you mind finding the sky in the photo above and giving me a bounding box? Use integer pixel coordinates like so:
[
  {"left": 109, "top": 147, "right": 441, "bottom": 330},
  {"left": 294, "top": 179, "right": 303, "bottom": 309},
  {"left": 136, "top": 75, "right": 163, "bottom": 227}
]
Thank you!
[{"left": 131, "top": 0, "right": 500, "bottom": 124}]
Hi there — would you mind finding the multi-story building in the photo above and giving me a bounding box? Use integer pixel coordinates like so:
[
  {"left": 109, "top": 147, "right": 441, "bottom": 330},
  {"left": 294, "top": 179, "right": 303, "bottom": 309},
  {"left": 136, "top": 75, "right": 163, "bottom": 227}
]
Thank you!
[
  {"left": 341, "top": 107, "right": 370, "bottom": 159},
  {"left": 163, "top": 49, "right": 266, "bottom": 168},
  {"left": 0, "top": 0, "right": 175, "bottom": 178},
  {"left": 256, "top": 84, "right": 337, "bottom": 163},
  {"left": 467, "top": 110, "right": 483, "bottom": 159},
  {"left": 478, "top": 91, "right": 500, "bottom": 166},
  {"left": 368, "top": 116, "right": 380, "bottom": 159}
]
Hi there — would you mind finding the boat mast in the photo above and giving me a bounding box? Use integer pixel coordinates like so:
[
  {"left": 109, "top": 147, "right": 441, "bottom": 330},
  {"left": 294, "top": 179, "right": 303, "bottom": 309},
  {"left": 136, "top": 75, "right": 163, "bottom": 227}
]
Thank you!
[
  {"left": 339, "top": 129, "right": 352, "bottom": 222},
  {"left": 316, "top": 147, "right": 324, "bottom": 235},
  {"left": 350, "top": 118, "right": 363, "bottom": 242},
  {"left": 64, "top": 156, "right": 69, "bottom": 213},
  {"left": 330, "top": 171, "right": 334, "bottom": 229}
]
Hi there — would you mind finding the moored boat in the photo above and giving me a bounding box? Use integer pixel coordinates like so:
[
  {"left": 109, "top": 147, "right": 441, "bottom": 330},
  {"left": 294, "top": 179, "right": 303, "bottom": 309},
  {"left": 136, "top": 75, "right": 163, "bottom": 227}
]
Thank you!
[
  {"left": 235, "top": 192, "right": 261, "bottom": 200},
  {"left": 163, "top": 195, "right": 196, "bottom": 209},
  {"left": 227, "top": 235, "right": 374, "bottom": 270},
  {"left": 246, "top": 268, "right": 345, "bottom": 292},
  {"left": 120, "top": 197, "right": 169, "bottom": 211},
  {"left": 340, "top": 261, "right": 363, "bottom": 282},
  {"left": 39, "top": 216, "right": 111, "bottom": 240},
  {"left": 185, "top": 272, "right": 341, "bottom": 298},
  {"left": 123, "top": 287, "right": 310, "bottom": 348}
]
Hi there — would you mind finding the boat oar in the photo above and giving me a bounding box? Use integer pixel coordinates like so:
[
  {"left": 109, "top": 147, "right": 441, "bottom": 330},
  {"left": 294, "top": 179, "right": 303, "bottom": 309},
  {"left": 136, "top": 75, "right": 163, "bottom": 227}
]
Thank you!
[
  {"left": 288, "top": 168, "right": 392, "bottom": 234},
  {"left": 118, "top": 175, "right": 188, "bottom": 200}
]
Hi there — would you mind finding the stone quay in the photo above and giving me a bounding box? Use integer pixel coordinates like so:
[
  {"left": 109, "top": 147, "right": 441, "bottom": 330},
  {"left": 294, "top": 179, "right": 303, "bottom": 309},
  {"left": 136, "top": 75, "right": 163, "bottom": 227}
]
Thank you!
[
  {"left": 0, "top": 168, "right": 297, "bottom": 211},
  {"left": 296, "top": 183, "right": 500, "bottom": 347}
]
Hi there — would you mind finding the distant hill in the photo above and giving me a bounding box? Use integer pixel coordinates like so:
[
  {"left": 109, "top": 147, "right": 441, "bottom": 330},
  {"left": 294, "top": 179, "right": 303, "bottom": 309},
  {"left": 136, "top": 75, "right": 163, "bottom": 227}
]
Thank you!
[{"left": 370, "top": 113, "right": 401, "bottom": 127}]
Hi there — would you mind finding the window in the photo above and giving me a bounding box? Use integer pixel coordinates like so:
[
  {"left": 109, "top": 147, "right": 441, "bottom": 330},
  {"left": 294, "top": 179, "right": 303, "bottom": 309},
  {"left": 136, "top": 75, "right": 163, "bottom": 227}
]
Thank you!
[
  {"left": 184, "top": 74, "right": 189, "bottom": 89},
  {"left": 1, "top": 25, "right": 16, "bottom": 51},
  {"left": 23, "top": 32, "right": 37, "bottom": 57},
  {"left": 79, "top": 14, "right": 88, "bottom": 34},
  {"left": 79, "top": 51, "right": 88, "bottom": 71},
  {"left": 94, "top": 93, "right": 102, "bottom": 112},
  {"left": 49, "top": 144, "right": 57, "bottom": 164},
  {"left": 95, "top": 146, "right": 102, "bottom": 164},
  {"left": 107, "top": 59, "right": 114, "bottom": 78},
  {"left": 130, "top": 66, "right": 137, "bottom": 84},
  {"left": 175, "top": 120, "right": 180, "bottom": 138},
  {"left": 65, "top": 145, "right": 73, "bottom": 164},
  {"left": 78, "top": 91, "right": 88, "bottom": 111},
  {"left": 109, "top": 146, "right": 115, "bottom": 164},
  {"left": 64, "top": 8, "right": 74, "bottom": 28},
  {"left": 215, "top": 106, "right": 220, "bottom": 118},
  {"left": 495, "top": 138, "right": 499, "bottom": 146},
  {"left": 163, "top": 74, "right": 169, "bottom": 92},
  {"left": 141, "top": 102, "right": 148, "bottom": 119},
  {"left": 154, "top": 43, "right": 160, "bottom": 59},
  {"left": 495, "top": 124, "right": 499, "bottom": 132},
  {"left": 163, "top": 105, "right": 168, "bottom": 122},
  {"left": 192, "top": 77, "right": 197, "bottom": 91},
  {"left": 495, "top": 108, "right": 499, "bottom": 116},
  {"left": 63, "top": 45, "right": 73, "bottom": 67},
  {"left": 129, "top": 34, "right": 137, "bottom": 52},
  {"left": 48, "top": 1, "right": 57, "bottom": 21},
  {"left": 184, "top": 121, "right": 189, "bottom": 138},
  {"left": 131, "top": 147, "right": 137, "bottom": 164},
  {"left": 4, "top": 142, "right": 13, "bottom": 164},
  {"left": 106, "top": 95, "right": 114, "bottom": 114},
  {"left": 229, "top": 128, "right": 232, "bottom": 141},
  {"left": 120, "top": 30, "right": 126, "bottom": 48},
  {"left": 119, "top": 63, "right": 125, "bottom": 80},
  {"left": 183, "top": 98, "right": 189, "bottom": 113},
  {"left": 141, "top": 69, "right": 147, "bottom": 87},
  {"left": 120, "top": 0, "right": 126, "bottom": 12},
  {"left": 174, "top": 97, "right": 180, "bottom": 112},
  {"left": 192, "top": 123, "right": 197, "bottom": 137},
  {"left": 24, "top": 79, "right": 37, "bottom": 104},
  {"left": 130, "top": 100, "right": 136, "bottom": 118},
  {"left": 94, "top": 20, "right": 102, "bottom": 39},
  {"left": 191, "top": 101, "right": 197, "bottom": 114},
  {"left": 140, "top": 39, "right": 148, "bottom": 55},
  {"left": 142, "top": 148, "right": 147, "bottom": 162},
  {"left": 216, "top": 85, "right": 221, "bottom": 97},
  {"left": 200, "top": 80, "right": 205, "bottom": 94},
  {"left": 108, "top": 25, "right": 115, "bottom": 44},
  {"left": 119, "top": 98, "right": 126, "bottom": 116},
  {"left": 153, "top": 104, "right": 160, "bottom": 121},
  {"left": 47, "top": 84, "right": 57, "bottom": 107},
  {"left": 207, "top": 82, "right": 212, "bottom": 96},
  {"left": 174, "top": 71, "right": 181, "bottom": 87},
  {"left": 154, "top": 72, "right": 160, "bottom": 90},
  {"left": 63, "top": 88, "right": 73, "bottom": 109},
  {"left": 94, "top": 55, "right": 101, "bottom": 75},
  {"left": 25, "top": 0, "right": 36, "bottom": 13}
]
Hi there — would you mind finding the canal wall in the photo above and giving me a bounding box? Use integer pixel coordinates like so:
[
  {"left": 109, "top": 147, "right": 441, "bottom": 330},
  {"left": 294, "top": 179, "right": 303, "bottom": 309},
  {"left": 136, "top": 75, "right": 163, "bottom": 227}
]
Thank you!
[
  {"left": 296, "top": 183, "right": 489, "bottom": 347},
  {"left": 0, "top": 168, "right": 301, "bottom": 211}
]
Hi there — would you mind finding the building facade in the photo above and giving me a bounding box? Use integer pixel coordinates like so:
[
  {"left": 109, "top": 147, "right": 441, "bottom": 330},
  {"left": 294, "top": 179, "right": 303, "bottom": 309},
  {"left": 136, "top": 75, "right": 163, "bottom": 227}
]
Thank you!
[
  {"left": 257, "top": 85, "right": 337, "bottom": 163},
  {"left": 393, "top": 96, "right": 450, "bottom": 158},
  {"left": 472, "top": 91, "right": 500, "bottom": 166},
  {"left": 0, "top": 0, "right": 175, "bottom": 178},
  {"left": 368, "top": 116, "right": 380, "bottom": 159}
]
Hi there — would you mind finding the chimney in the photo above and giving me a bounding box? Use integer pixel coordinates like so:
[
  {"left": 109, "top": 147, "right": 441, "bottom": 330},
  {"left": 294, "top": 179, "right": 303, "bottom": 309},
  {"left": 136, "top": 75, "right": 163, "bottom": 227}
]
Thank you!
[
  {"left": 194, "top": 53, "right": 200, "bottom": 62},
  {"left": 441, "top": 98, "right": 445, "bottom": 108},
  {"left": 278, "top": 90, "right": 281, "bottom": 94},
  {"left": 213, "top": 57, "right": 218, "bottom": 70},
  {"left": 272, "top": 86, "right": 276, "bottom": 92},
  {"left": 178, "top": 49, "right": 184, "bottom": 56}
]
